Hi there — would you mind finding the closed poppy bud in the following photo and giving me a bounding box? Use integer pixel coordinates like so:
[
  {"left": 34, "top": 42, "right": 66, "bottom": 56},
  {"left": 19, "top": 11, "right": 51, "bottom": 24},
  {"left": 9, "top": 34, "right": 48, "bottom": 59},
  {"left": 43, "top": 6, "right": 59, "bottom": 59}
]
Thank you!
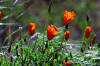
[
  {"left": 0, "top": 11, "right": 1, "bottom": 22},
  {"left": 85, "top": 26, "right": 91, "bottom": 38},
  {"left": 91, "top": 39, "right": 95, "bottom": 45},
  {"left": 98, "top": 43, "right": 100, "bottom": 48},
  {"left": 66, "top": 61, "right": 72, "bottom": 66},
  {"left": 64, "top": 31, "right": 70, "bottom": 40},
  {"left": 62, "top": 60, "right": 66, "bottom": 66},
  {"left": 91, "top": 34, "right": 96, "bottom": 45},
  {"left": 63, "top": 10, "right": 76, "bottom": 24},
  {"left": 47, "top": 25, "right": 59, "bottom": 40},
  {"left": 29, "top": 23, "right": 36, "bottom": 36}
]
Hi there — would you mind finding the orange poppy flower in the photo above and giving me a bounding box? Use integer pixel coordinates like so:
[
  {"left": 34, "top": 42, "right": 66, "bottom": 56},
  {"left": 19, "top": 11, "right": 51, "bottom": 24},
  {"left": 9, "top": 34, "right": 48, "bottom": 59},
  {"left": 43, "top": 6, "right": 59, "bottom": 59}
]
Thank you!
[
  {"left": 64, "top": 31, "right": 70, "bottom": 40},
  {"left": 63, "top": 10, "right": 76, "bottom": 24},
  {"left": 0, "top": 11, "right": 1, "bottom": 22},
  {"left": 66, "top": 61, "right": 72, "bottom": 66},
  {"left": 29, "top": 23, "right": 36, "bottom": 36},
  {"left": 47, "top": 25, "right": 59, "bottom": 40},
  {"left": 85, "top": 26, "right": 91, "bottom": 38}
]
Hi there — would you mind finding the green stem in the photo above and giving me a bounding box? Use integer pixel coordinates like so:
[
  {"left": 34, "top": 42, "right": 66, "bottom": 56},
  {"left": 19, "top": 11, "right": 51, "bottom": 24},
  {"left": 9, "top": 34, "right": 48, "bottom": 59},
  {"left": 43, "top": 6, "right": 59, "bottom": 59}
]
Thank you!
[
  {"left": 81, "top": 20, "right": 88, "bottom": 50},
  {"left": 28, "top": 36, "right": 31, "bottom": 47},
  {"left": 43, "top": 14, "right": 49, "bottom": 44},
  {"left": 81, "top": 32, "right": 85, "bottom": 49},
  {"left": 19, "top": 26, "right": 23, "bottom": 65}
]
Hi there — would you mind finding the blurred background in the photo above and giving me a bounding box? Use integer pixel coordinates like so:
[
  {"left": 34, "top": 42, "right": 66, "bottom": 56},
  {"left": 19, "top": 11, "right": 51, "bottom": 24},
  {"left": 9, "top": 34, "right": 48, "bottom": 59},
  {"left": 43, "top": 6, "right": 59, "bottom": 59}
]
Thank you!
[{"left": 0, "top": 0, "right": 100, "bottom": 45}]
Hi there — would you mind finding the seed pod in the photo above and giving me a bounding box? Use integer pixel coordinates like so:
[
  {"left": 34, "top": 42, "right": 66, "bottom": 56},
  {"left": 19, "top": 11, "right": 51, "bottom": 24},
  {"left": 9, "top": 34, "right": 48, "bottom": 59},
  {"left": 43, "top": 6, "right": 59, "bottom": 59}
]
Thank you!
[
  {"left": 42, "top": 50, "right": 45, "bottom": 54},
  {"left": 0, "top": 11, "right": 1, "bottom": 22},
  {"left": 35, "top": 63, "right": 37, "bottom": 66},
  {"left": 48, "top": 1, "right": 52, "bottom": 14},
  {"left": 70, "top": 52, "right": 72, "bottom": 58},
  {"left": 8, "top": 45, "right": 11, "bottom": 53},
  {"left": 81, "top": 48, "right": 84, "bottom": 53},
  {"left": 98, "top": 43, "right": 100, "bottom": 48},
  {"left": 65, "top": 24, "right": 69, "bottom": 29},
  {"left": 16, "top": 45, "right": 18, "bottom": 49},
  {"left": 24, "top": 38, "right": 26, "bottom": 42},
  {"left": 55, "top": 53, "right": 58, "bottom": 59},
  {"left": 45, "top": 41, "right": 48, "bottom": 49},
  {"left": 11, "top": 56, "right": 13, "bottom": 62},
  {"left": 65, "top": 57, "right": 68, "bottom": 62},
  {"left": 90, "top": 43, "right": 91, "bottom": 46},
  {"left": 86, "top": 15, "right": 89, "bottom": 22},
  {"left": 88, "top": 46, "right": 90, "bottom": 50}
]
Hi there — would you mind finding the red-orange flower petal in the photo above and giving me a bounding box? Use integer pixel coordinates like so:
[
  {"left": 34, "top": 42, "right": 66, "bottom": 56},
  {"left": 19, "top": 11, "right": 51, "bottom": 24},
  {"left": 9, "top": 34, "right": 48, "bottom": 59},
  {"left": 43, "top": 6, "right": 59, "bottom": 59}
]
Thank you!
[
  {"left": 85, "top": 26, "right": 91, "bottom": 38},
  {"left": 63, "top": 10, "right": 76, "bottom": 24},
  {"left": 71, "top": 11, "right": 76, "bottom": 20},
  {"left": 29, "top": 23, "right": 36, "bottom": 36},
  {"left": 0, "top": 11, "right": 1, "bottom": 22},
  {"left": 47, "top": 25, "right": 59, "bottom": 40},
  {"left": 64, "top": 31, "right": 70, "bottom": 40},
  {"left": 66, "top": 61, "right": 72, "bottom": 66}
]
